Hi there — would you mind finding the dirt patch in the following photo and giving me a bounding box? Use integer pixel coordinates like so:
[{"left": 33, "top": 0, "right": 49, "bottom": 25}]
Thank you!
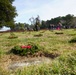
[
  {"left": 8, "top": 51, "right": 60, "bottom": 70},
  {"left": 0, "top": 51, "right": 60, "bottom": 71},
  {"left": 8, "top": 57, "right": 51, "bottom": 70},
  {"left": 44, "top": 52, "right": 60, "bottom": 59}
]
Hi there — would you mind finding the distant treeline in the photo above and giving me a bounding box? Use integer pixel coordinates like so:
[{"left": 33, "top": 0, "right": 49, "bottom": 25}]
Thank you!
[
  {"left": 14, "top": 14, "right": 76, "bottom": 31},
  {"left": 40, "top": 14, "right": 76, "bottom": 29},
  {"left": 1, "top": 14, "right": 76, "bottom": 31}
]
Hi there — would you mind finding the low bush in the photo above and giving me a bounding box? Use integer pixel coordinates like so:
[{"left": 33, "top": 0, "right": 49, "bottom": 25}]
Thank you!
[{"left": 11, "top": 42, "right": 42, "bottom": 56}]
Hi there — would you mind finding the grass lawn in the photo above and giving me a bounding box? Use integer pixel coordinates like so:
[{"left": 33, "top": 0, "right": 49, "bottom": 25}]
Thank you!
[{"left": 0, "top": 29, "right": 76, "bottom": 75}]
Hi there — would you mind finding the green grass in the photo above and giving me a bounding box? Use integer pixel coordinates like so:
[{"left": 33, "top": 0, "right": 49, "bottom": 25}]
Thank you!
[{"left": 0, "top": 29, "right": 76, "bottom": 75}]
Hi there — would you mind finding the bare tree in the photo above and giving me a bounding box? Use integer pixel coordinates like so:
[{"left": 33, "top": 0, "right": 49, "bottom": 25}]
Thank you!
[{"left": 29, "top": 15, "right": 40, "bottom": 31}]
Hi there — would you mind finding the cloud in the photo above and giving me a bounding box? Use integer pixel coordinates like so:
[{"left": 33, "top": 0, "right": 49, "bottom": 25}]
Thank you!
[
  {"left": 38, "top": 0, "right": 76, "bottom": 20},
  {"left": 13, "top": 0, "right": 76, "bottom": 23}
]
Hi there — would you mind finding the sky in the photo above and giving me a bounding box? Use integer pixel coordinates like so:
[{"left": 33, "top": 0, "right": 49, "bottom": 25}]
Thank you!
[
  {"left": 0, "top": 26, "right": 10, "bottom": 31},
  {"left": 13, "top": 0, "right": 76, "bottom": 24}
]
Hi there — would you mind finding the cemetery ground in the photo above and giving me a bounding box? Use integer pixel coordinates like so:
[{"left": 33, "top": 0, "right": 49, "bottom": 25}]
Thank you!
[{"left": 0, "top": 29, "right": 76, "bottom": 75}]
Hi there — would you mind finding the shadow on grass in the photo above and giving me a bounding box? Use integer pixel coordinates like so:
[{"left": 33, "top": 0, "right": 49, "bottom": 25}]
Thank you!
[
  {"left": 69, "top": 37, "right": 76, "bottom": 43},
  {"left": 44, "top": 52, "right": 60, "bottom": 59}
]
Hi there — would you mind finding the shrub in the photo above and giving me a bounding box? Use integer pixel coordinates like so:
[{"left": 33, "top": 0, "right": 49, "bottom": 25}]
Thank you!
[
  {"left": 8, "top": 32, "right": 18, "bottom": 39},
  {"left": 11, "top": 43, "right": 42, "bottom": 56}
]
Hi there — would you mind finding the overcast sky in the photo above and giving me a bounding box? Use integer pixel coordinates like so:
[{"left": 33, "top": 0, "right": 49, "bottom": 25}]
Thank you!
[{"left": 13, "top": 0, "right": 76, "bottom": 24}]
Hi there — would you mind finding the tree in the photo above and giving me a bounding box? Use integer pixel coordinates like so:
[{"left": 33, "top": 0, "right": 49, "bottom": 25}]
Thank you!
[
  {"left": 62, "top": 14, "right": 74, "bottom": 28},
  {"left": 0, "top": 0, "right": 17, "bottom": 29},
  {"left": 29, "top": 15, "right": 41, "bottom": 31},
  {"left": 9, "top": 0, "right": 15, "bottom": 4},
  {"left": 40, "top": 20, "right": 46, "bottom": 29},
  {"left": 70, "top": 17, "right": 76, "bottom": 28},
  {"left": 34, "top": 15, "right": 40, "bottom": 31},
  {"left": 29, "top": 17, "right": 35, "bottom": 25},
  {"left": 41, "top": 14, "right": 75, "bottom": 29},
  {"left": 15, "top": 23, "right": 26, "bottom": 30}
]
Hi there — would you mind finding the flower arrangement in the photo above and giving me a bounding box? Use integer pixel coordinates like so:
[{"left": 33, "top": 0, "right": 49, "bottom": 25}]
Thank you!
[
  {"left": 8, "top": 32, "right": 18, "bottom": 39},
  {"left": 55, "top": 32, "right": 63, "bottom": 34},
  {"left": 34, "top": 34, "right": 43, "bottom": 37},
  {"left": 11, "top": 43, "right": 42, "bottom": 56}
]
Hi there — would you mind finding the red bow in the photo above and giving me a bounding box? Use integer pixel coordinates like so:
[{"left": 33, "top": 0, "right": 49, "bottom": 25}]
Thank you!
[{"left": 21, "top": 45, "right": 32, "bottom": 49}]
